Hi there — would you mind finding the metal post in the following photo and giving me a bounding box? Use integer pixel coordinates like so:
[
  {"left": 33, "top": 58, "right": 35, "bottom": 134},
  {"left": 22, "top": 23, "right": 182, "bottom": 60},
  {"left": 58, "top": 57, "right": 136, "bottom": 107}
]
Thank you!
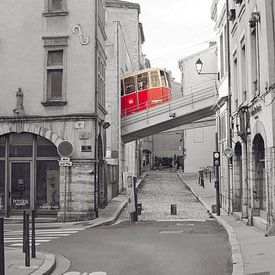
[
  {"left": 215, "top": 133, "right": 221, "bottom": 216},
  {"left": 25, "top": 213, "right": 30, "bottom": 267},
  {"left": 31, "top": 210, "right": 36, "bottom": 258},
  {"left": 0, "top": 218, "right": 5, "bottom": 275},
  {"left": 23, "top": 211, "right": 26, "bottom": 253},
  {"left": 64, "top": 167, "right": 67, "bottom": 223},
  {"left": 133, "top": 176, "right": 138, "bottom": 222}
]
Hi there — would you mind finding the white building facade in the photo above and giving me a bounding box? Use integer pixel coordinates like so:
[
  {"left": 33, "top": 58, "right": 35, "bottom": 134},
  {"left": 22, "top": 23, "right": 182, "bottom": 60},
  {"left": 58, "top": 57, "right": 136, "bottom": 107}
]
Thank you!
[{"left": 0, "top": 0, "right": 107, "bottom": 221}]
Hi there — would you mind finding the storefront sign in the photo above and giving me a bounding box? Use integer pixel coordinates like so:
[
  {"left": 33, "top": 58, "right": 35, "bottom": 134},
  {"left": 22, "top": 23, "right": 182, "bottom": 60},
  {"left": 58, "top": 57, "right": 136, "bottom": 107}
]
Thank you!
[
  {"left": 81, "top": 145, "right": 92, "bottom": 152},
  {"left": 13, "top": 199, "right": 28, "bottom": 206}
]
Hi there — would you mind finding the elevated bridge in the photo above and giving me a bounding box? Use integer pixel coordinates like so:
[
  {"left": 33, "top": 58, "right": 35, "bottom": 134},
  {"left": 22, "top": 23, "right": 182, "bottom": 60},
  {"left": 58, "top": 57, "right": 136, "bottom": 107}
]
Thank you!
[{"left": 121, "top": 80, "right": 218, "bottom": 143}]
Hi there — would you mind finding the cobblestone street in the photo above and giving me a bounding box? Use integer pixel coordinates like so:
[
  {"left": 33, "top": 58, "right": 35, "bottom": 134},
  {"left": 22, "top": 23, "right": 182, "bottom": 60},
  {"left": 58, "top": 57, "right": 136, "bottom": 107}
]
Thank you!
[{"left": 137, "top": 170, "right": 211, "bottom": 221}]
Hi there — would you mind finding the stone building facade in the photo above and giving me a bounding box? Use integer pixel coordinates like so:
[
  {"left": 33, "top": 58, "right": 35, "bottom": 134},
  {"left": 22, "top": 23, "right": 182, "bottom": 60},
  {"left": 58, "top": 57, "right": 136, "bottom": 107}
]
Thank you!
[
  {"left": 105, "top": 0, "right": 146, "bottom": 193},
  {"left": 212, "top": 0, "right": 275, "bottom": 231},
  {"left": 0, "top": 0, "right": 107, "bottom": 221}
]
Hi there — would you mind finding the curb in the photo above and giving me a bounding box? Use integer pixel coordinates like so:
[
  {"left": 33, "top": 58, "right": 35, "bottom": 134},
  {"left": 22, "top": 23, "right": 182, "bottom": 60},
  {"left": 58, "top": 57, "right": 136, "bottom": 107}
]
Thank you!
[
  {"left": 31, "top": 253, "right": 56, "bottom": 275},
  {"left": 177, "top": 173, "right": 245, "bottom": 275}
]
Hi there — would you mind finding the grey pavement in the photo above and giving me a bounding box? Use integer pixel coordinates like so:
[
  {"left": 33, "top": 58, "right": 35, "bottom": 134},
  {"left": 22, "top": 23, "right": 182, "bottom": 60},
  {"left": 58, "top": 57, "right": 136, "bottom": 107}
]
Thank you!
[
  {"left": 178, "top": 172, "right": 275, "bottom": 275},
  {"left": 5, "top": 171, "right": 275, "bottom": 275},
  {"left": 4, "top": 193, "right": 127, "bottom": 275}
]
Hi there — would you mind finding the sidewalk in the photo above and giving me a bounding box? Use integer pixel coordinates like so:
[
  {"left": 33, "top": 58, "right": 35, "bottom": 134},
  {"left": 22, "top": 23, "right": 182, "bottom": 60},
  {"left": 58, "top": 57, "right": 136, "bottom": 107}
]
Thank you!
[
  {"left": 178, "top": 172, "right": 275, "bottom": 275},
  {"left": 4, "top": 193, "right": 127, "bottom": 275}
]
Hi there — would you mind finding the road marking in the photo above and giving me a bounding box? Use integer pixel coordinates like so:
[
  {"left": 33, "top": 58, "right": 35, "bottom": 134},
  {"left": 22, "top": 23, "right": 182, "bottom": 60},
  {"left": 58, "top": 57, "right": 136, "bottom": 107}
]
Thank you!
[
  {"left": 159, "top": 230, "right": 184, "bottom": 234},
  {"left": 156, "top": 219, "right": 206, "bottom": 222}
]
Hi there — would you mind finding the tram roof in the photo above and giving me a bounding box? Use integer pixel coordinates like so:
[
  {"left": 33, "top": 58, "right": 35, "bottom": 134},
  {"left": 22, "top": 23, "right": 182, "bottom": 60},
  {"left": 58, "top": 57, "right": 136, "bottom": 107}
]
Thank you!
[{"left": 121, "top": 68, "right": 167, "bottom": 79}]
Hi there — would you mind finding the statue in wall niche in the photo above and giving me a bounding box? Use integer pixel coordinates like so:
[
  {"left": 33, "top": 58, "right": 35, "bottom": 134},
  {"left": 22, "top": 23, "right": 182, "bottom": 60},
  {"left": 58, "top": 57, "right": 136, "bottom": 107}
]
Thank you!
[{"left": 13, "top": 88, "right": 24, "bottom": 116}]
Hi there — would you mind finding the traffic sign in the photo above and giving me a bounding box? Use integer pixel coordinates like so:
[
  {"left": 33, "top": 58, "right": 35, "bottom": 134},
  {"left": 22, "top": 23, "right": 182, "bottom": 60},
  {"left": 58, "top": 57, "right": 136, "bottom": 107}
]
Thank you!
[{"left": 59, "top": 161, "right": 72, "bottom": 167}]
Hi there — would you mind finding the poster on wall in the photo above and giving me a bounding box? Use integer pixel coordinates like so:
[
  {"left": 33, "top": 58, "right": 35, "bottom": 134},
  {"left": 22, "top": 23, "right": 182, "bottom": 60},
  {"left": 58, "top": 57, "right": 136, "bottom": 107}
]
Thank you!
[
  {"left": 125, "top": 172, "right": 135, "bottom": 213},
  {"left": 47, "top": 170, "right": 60, "bottom": 209}
]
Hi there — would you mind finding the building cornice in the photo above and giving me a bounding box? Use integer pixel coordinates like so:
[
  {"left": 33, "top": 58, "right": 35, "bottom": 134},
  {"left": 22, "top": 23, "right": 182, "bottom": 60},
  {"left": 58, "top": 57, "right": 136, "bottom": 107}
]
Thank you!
[{"left": 106, "top": 0, "right": 140, "bottom": 14}]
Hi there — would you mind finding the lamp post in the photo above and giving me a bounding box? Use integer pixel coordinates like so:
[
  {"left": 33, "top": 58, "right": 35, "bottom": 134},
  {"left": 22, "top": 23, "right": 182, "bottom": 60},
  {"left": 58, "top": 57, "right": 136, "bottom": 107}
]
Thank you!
[
  {"left": 195, "top": 58, "right": 220, "bottom": 215},
  {"left": 195, "top": 58, "right": 220, "bottom": 80}
]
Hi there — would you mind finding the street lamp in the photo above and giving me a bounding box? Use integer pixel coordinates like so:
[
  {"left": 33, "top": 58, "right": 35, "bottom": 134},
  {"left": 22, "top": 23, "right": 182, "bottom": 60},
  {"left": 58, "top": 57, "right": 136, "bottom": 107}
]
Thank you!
[
  {"left": 195, "top": 58, "right": 220, "bottom": 81},
  {"left": 195, "top": 58, "right": 221, "bottom": 215}
]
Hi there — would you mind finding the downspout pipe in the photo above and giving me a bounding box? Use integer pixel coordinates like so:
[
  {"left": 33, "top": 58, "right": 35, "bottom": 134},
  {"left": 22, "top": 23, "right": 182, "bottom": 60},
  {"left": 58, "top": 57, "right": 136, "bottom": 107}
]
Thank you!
[
  {"left": 226, "top": 0, "right": 233, "bottom": 214},
  {"left": 94, "top": 0, "right": 99, "bottom": 218}
]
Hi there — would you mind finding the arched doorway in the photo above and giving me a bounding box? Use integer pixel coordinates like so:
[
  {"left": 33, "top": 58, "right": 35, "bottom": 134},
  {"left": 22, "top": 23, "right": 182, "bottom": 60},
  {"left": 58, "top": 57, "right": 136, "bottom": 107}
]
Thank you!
[
  {"left": 0, "top": 133, "right": 60, "bottom": 216},
  {"left": 233, "top": 142, "right": 242, "bottom": 212},
  {"left": 252, "top": 134, "right": 265, "bottom": 214}
]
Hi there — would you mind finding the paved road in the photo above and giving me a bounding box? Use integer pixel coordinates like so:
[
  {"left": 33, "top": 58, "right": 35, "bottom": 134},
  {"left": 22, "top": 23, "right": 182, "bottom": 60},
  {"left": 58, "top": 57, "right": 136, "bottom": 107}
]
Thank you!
[
  {"left": 38, "top": 171, "right": 232, "bottom": 275},
  {"left": 137, "top": 171, "right": 210, "bottom": 221}
]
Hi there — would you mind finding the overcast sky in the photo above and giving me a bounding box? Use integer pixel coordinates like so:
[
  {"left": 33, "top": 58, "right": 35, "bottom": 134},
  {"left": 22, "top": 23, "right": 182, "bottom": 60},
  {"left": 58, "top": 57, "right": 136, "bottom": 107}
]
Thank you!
[{"left": 133, "top": 0, "right": 216, "bottom": 81}]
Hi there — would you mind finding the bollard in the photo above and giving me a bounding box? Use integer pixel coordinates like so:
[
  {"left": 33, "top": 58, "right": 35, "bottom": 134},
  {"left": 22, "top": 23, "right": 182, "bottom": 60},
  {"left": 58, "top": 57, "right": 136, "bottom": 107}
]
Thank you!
[
  {"left": 23, "top": 211, "right": 26, "bottom": 253},
  {"left": 31, "top": 210, "right": 36, "bottom": 258},
  {"left": 25, "top": 213, "right": 30, "bottom": 267},
  {"left": 209, "top": 171, "right": 211, "bottom": 183},
  {"left": 171, "top": 204, "right": 177, "bottom": 215},
  {"left": 0, "top": 218, "right": 5, "bottom": 275}
]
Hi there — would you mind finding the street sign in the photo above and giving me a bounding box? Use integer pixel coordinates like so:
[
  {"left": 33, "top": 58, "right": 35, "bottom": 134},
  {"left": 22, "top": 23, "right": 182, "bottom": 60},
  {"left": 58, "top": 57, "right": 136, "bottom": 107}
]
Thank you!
[
  {"left": 59, "top": 161, "right": 72, "bottom": 167},
  {"left": 224, "top": 147, "right": 233, "bottom": 158}
]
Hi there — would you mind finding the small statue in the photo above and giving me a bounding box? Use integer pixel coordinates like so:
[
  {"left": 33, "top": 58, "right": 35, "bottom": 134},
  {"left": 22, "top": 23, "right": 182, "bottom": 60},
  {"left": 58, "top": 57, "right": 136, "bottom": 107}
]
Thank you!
[{"left": 13, "top": 88, "right": 24, "bottom": 116}]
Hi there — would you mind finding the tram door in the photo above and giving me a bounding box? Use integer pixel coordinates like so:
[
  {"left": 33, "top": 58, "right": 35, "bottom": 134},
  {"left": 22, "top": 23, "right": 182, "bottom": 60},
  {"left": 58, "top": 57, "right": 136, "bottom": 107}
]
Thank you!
[{"left": 10, "top": 162, "right": 31, "bottom": 210}]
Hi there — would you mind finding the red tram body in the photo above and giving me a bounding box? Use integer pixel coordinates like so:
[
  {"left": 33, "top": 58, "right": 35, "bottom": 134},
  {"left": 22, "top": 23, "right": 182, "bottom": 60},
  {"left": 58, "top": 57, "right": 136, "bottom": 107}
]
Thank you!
[{"left": 121, "top": 68, "right": 172, "bottom": 117}]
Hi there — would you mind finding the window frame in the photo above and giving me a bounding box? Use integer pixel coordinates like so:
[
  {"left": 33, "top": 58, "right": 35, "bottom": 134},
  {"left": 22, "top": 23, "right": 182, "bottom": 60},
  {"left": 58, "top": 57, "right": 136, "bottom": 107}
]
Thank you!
[{"left": 42, "top": 37, "right": 68, "bottom": 106}]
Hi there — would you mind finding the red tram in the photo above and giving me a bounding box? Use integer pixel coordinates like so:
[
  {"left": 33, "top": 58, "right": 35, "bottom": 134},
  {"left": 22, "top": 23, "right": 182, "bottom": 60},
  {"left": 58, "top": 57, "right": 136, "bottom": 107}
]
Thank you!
[{"left": 121, "top": 68, "right": 172, "bottom": 117}]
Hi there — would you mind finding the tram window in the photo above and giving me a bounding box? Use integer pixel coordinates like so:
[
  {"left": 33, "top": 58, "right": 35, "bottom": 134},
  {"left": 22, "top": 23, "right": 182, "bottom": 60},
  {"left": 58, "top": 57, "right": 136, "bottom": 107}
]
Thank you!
[
  {"left": 165, "top": 71, "right": 172, "bottom": 88},
  {"left": 137, "top": 73, "right": 149, "bottom": 91},
  {"left": 160, "top": 70, "right": 167, "bottom": 87},
  {"left": 150, "top": 71, "right": 160, "bottom": 87},
  {"left": 121, "top": 80, "right": 124, "bottom": 96},
  {"left": 124, "top": 77, "right": 135, "bottom": 94}
]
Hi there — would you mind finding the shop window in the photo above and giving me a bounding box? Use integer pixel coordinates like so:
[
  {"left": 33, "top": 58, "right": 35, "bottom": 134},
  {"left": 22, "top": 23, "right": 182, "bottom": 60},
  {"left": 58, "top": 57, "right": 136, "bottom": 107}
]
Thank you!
[
  {"left": 9, "top": 133, "right": 33, "bottom": 157},
  {"left": 0, "top": 136, "right": 5, "bottom": 158},
  {"left": 37, "top": 136, "right": 59, "bottom": 157},
  {"left": 36, "top": 160, "right": 60, "bottom": 210}
]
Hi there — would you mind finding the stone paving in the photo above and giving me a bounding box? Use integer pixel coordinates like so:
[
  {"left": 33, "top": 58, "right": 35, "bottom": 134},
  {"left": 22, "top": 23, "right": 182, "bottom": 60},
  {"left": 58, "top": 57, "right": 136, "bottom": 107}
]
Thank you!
[{"left": 137, "top": 171, "right": 210, "bottom": 221}]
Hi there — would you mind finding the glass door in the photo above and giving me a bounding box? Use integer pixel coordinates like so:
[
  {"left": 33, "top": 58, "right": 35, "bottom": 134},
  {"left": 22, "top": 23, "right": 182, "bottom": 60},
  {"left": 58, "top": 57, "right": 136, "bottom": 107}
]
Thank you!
[{"left": 11, "top": 162, "right": 31, "bottom": 210}]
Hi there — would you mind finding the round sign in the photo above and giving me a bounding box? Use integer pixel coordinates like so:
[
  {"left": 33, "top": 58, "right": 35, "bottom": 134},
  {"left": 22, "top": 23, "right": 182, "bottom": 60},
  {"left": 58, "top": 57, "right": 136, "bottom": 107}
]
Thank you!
[
  {"left": 57, "top": 140, "right": 73, "bottom": 157},
  {"left": 224, "top": 147, "right": 233, "bottom": 158}
]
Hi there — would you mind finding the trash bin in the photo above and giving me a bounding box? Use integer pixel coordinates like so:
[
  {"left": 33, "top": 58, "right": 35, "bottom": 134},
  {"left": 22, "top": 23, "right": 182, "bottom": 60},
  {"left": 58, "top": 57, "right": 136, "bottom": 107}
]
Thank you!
[
  {"left": 137, "top": 203, "right": 142, "bottom": 215},
  {"left": 171, "top": 204, "right": 177, "bottom": 215}
]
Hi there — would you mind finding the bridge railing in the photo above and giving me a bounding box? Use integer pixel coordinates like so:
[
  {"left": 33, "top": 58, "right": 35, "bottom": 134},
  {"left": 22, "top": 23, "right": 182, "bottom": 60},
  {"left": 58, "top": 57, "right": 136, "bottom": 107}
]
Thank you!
[{"left": 121, "top": 79, "right": 218, "bottom": 118}]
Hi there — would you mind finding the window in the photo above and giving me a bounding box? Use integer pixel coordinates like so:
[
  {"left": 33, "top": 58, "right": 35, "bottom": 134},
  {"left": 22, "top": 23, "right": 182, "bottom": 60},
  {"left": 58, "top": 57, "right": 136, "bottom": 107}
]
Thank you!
[
  {"left": 121, "top": 80, "right": 124, "bottom": 96},
  {"left": 43, "top": 0, "right": 68, "bottom": 16},
  {"left": 251, "top": 30, "right": 258, "bottom": 94},
  {"left": 124, "top": 77, "right": 135, "bottom": 94},
  {"left": 160, "top": 70, "right": 167, "bottom": 87},
  {"left": 47, "top": 50, "right": 63, "bottom": 100},
  {"left": 42, "top": 36, "right": 68, "bottom": 106},
  {"left": 137, "top": 73, "right": 149, "bottom": 91},
  {"left": 49, "top": 0, "right": 63, "bottom": 11},
  {"left": 97, "top": 56, "right": 106, "bottom": 107},
  {"left": 241, "top": 40, "right": 247, "bottom": 102},
  {"left": 233, "top": 54, "right": 239, "bottom": 111},
  {"left": 150, "top": 71, "right": 160, "bottom": 87},
  {"left": 220, "top": 32, "right": 224, "bottom": 79}
]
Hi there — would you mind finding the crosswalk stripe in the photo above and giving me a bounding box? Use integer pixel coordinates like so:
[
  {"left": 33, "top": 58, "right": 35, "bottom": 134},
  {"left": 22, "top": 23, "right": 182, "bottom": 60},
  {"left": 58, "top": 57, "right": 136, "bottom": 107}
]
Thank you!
[{"left": 4, "top": 226, "right": 86, "bottom": 247}]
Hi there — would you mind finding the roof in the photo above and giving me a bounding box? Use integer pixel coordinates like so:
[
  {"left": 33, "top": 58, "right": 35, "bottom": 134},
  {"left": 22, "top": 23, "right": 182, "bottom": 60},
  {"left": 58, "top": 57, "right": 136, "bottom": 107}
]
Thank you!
[{"left": 106, "top": 0, "right": 141, "bottom": 14}]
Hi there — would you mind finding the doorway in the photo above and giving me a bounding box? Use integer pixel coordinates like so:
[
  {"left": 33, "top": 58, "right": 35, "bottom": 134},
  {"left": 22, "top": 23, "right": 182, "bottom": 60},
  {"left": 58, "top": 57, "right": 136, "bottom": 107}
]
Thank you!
[{"left": 10, "top": 162, "right": 31, "bottom": 210}]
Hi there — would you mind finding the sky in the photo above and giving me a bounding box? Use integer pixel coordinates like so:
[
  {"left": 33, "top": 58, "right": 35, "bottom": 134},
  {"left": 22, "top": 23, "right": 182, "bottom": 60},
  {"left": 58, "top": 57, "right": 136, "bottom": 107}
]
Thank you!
[{"left": 133, "top": 0, "right": 216, "bottom": 82}]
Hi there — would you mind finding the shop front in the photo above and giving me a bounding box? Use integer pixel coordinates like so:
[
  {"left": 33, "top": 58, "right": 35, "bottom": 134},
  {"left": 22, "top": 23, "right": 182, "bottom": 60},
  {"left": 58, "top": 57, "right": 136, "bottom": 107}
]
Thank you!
[{"left": 0, "top": 132, "right": 60, "bottom": 217}]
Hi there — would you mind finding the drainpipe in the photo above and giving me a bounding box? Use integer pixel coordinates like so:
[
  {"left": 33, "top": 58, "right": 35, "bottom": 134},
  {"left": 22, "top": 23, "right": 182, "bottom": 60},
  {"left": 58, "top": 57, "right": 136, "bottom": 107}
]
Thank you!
[
  {"left": 226, "top": 0, "right": 233, "bottom": 214},
  {"left": 94, "top": 0, "right": 99, "bottom": 218}
]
